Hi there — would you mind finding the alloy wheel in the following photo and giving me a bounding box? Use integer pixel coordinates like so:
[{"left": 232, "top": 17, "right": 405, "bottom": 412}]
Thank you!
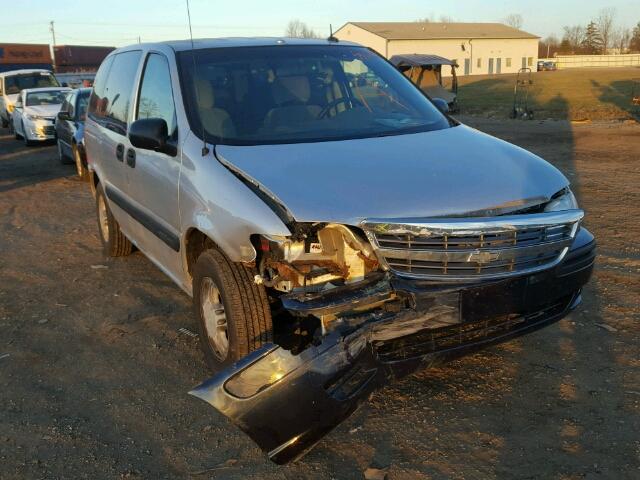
[
  {"left": 200, "top": 277, "right": 229, "bottom": 361},
  {"left": 97, "top": 194, "right": 109, "bottom": 242}
]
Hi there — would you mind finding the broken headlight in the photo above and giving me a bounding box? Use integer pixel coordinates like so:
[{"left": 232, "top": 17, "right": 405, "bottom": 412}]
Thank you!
[
  {"left": 544, "top": 188, "right": 578, "bottom": 212},
  {"left": 254, "top": 224, "right": 378, "bottom": 293}
]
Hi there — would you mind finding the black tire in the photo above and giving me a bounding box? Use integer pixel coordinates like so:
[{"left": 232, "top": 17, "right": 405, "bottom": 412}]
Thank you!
[
  {"left": 1, "top": 116, "right": 7, "bottom": 128},
  {"left": 95, "top": 183, "right": 133, "bottom": 257},
  {"left": 73, "top": 143, "right": 89, "bottom": 180},
  {"left": 193, "top": 247, "right": 273, "bottom": 371}
]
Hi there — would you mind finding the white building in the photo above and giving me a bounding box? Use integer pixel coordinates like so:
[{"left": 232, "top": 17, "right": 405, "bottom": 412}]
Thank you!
[{"left": 334, "top": 22, "right": 540, "bottom": 76}]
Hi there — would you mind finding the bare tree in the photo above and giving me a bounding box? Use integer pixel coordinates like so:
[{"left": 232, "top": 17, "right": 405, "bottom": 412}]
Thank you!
[
  {"left": 415, "top": 15, "right": 434, "bottom": 23},
  {"left": 562, "top": 25, "right": 586, "bottom": 52},
  {"left": 285, "top": 19, "right": 318, "bottom": 39},
  {"left": 539, "top": 34, "right": 560, "bottom": 57},
  {"left": 415, "top": 14, "right": 453, "bottom": 23},
  {"left": 503, "top": 13, "right": 523, "bottom": 29},
  {"left": 596, "top": 7, "right": 616, "bottom": 53},
  {"left": 611, "top": 26, "right": 632, "bottom": 53}
]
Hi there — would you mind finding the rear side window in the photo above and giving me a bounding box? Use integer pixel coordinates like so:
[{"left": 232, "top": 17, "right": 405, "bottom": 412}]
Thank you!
[
  {"left": 89, "top": 50, "right": 142, "bottom": 135},
  {"left": 136, "top": 53, "right": 176, "bottom": 135},
  {"left": 88, "top": 55, "right": 115, "bottom": 121}
]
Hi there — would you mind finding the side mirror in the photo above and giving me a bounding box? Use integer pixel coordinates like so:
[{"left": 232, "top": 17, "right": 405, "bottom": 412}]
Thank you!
[
  {"left": 432, "top": 98, "right": 450, "bottom": 114},
  {"left": 129, "top": 118, "right": 175, "bottom": 155},
  {"left": 57, "top": 111, "right": 71, "bottom": 121}
]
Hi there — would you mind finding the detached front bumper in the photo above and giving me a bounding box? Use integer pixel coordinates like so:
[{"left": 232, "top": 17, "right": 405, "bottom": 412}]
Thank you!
[{"left": 191, "top": 227, "right": 595, "bottom": 464}]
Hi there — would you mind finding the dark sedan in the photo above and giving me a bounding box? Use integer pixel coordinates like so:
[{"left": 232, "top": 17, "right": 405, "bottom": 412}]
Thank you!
[
  {"left": 537, "top": 61, "right": 557, "bottom": 71},
  {"left": 55, "top": 87, "right": 91, "bottom": 179}
]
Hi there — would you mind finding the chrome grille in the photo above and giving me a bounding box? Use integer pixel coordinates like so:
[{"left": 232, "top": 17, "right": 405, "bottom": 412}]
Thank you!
[{"left": 363, "top": 210, "right": 583, "bottom": 280}]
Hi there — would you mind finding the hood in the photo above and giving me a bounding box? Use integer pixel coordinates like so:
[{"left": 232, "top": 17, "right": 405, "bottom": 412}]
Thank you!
[
  {"left": 25, "top": 104, "right": 62, "bottom": 118},
  {"left": 216, "top": 125, "right": 569, "bottom": 225}
]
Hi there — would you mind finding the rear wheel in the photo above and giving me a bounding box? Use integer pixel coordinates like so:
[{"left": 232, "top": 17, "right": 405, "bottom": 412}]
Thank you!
[
  {"left": 193, "top": 248, "right": 273, "bottom": 371},
  {"left": 95, "top": 183, "right": 133, "bottom": 257}
]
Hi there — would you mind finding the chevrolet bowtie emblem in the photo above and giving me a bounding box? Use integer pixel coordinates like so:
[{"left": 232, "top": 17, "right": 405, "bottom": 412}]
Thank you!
[{"left": 468, "top": 251, "right": 500, "bottom": 264}]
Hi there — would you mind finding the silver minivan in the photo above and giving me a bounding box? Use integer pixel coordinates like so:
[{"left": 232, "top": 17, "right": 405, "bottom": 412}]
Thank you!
[{"left": 85, "top": 38, "right": 595, "bottom": 463}]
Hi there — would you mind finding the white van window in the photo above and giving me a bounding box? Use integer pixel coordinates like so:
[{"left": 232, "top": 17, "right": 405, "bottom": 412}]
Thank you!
[
  {"left": 4, "top": 73, "right": 59, "bottom": 95},
  {"left": 88, "top": 51, "right": 141, "bottom": 135},
  {"left": 136, "top": 53, "right": 176, "bottom": 135}
]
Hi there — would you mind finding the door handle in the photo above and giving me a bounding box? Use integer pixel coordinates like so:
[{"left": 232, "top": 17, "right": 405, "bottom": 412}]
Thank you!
[
  {"left": 126, "top": 148, "right": 136, "bottom": 168},
  {"left": 115, "top": 143, "right": 124, "bottom": 162}
]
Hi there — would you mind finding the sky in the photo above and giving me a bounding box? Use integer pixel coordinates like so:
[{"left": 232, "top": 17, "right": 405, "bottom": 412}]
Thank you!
[{"left": 2, "top": 0, "right": 638, "bottom": 47}]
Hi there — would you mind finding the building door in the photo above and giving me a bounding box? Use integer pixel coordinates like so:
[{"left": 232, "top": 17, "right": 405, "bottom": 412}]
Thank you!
[
  {"left": 464, "top": 58, "right": 470, "bottom": 75},
  {"left": 522, "top": 57, "right": 527, "bottom": 69},
  {"left": 488, "top": 58, "right": 494, "bottom": 74},
  {"left": 496, "top": 58, "right": 502, "bottom": 74}
]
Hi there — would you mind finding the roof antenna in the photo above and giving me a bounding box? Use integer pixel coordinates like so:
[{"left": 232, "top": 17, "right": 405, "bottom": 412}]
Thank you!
[
  {"left": 328, "top": 24, "right": 339, "bottom": 42},
  {"left": 186, "top": 0, "right": 209, "bottom": 155}
]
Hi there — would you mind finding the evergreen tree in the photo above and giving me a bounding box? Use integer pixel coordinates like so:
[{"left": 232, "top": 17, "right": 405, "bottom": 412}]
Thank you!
[
  {"left": 630, "top": 22, "right": 640, "bottom": 52},
  {"left": 582, "top": 21, "right": 604, "bottom": 54}
]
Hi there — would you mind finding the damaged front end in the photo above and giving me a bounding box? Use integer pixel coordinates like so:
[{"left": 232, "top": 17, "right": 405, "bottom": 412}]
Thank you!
[{"left": 190, "top": 213, "right": 595, "bottom": 464}]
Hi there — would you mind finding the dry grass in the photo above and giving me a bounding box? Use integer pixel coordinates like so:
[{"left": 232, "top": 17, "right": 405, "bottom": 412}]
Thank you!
[{"left": 453, "top": 67, "right": 640, "bottom": 121}]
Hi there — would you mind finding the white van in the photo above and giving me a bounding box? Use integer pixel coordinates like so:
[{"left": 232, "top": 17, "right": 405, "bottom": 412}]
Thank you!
[{"left": 0, "top": 69, "right": 59, "bottom": 128}]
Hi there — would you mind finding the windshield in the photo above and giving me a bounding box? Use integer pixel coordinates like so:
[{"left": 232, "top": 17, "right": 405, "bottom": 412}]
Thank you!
[
  {"left": 26, "top": 90, "right": 68, "bottom": 106},
  {"left": 177, "top": 45, "right": 451, "bottom": 145},
  {"left": 4, "top": 73, "right": 59, "bottom": 95}
]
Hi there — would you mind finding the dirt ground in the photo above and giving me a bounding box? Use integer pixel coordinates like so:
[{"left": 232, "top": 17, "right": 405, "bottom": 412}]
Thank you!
[{"left": 1, "top": 117, "right": 639, "bottom": 480}]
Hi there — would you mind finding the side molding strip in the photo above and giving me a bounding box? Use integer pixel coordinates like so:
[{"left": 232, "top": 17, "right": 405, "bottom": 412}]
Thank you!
[{"left": 105, "top": 185, "right": 180, "bottom": 252}]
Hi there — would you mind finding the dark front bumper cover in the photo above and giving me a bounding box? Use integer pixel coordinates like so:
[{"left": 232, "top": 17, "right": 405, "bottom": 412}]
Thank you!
[{"left": 190, "top": 228, "right": 595, "bottom": 464}]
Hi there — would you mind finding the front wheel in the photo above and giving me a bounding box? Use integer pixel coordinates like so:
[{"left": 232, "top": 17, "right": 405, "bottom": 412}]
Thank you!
[
  {"left": 95, "top": 183, "right": 133, "bottom": 257},
  {"left": 193, "top": 248, "right": 273, "bottom": 371},
  {"left": 73, "top": 144, "right": 89, "bottom": 180}
]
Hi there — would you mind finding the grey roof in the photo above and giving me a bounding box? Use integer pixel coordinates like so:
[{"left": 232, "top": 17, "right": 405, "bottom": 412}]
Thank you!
[
  {"left": 22, "top": 87, "right": 72, "bottom": 93},
  {"left": 0, "top": 68, "right": 53, "bottom": 77},
  {"left": 390, "top": 54, "right": 457, "bottom": 67},
  {"left": 121, "top": 37, "right": 360, "bottom": 52},
  {"left": 343, "top": 22, "right": 540, "bottom": 40}
]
